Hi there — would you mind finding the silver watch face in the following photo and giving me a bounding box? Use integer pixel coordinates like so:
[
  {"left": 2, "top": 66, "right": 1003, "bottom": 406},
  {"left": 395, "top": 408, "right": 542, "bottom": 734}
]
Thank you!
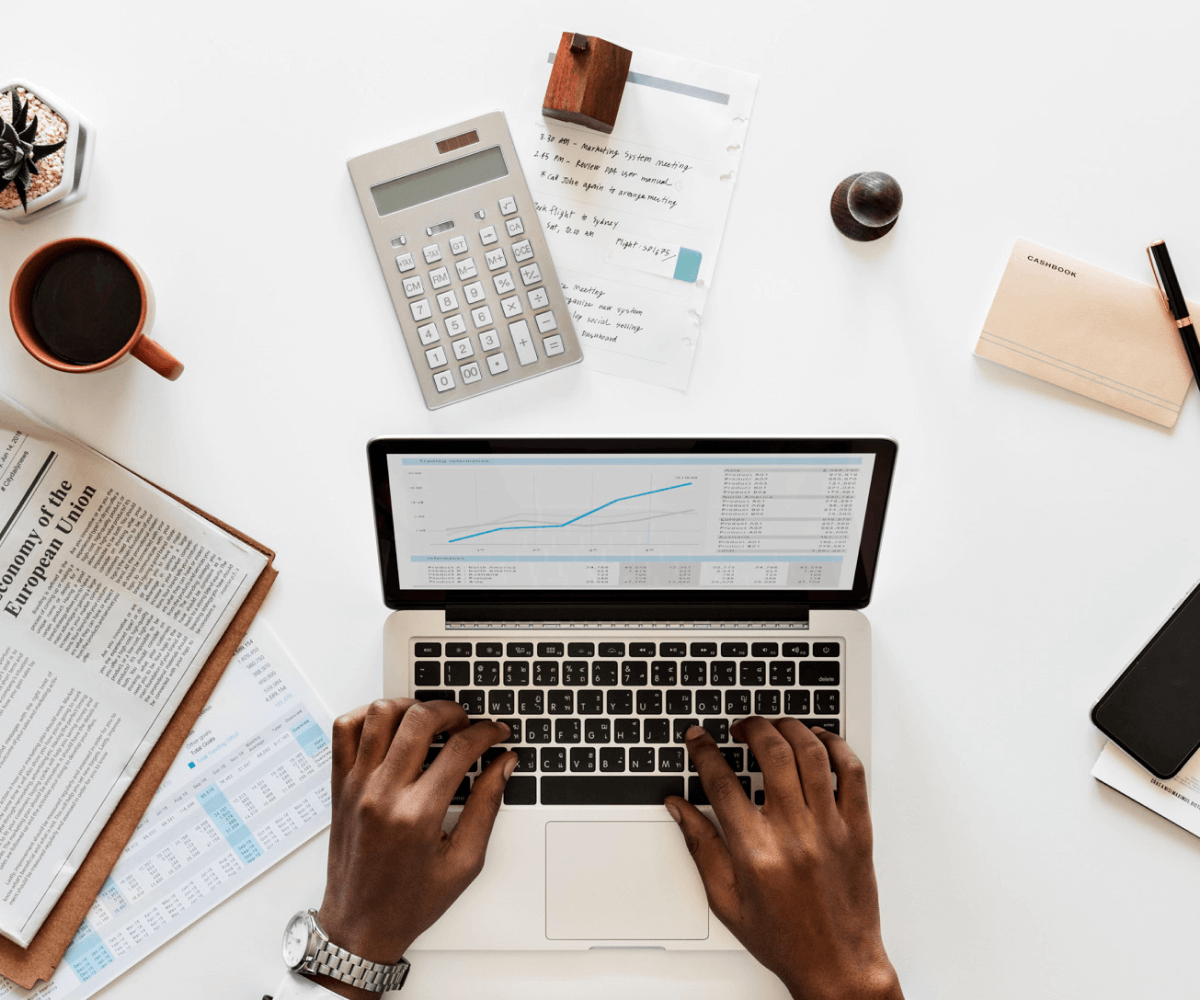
[{"left": 282, "top": 912, "right": 311, "bottom": 968}]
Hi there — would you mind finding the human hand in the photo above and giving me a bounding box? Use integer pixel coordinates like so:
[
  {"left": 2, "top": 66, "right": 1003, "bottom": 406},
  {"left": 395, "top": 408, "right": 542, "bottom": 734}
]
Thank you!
[
  {"left": 314, "top": 698, "right": 514, "bottom": 1000},
  {"left": 666, "top": 720, "right": 902, "bottom": 1000}
]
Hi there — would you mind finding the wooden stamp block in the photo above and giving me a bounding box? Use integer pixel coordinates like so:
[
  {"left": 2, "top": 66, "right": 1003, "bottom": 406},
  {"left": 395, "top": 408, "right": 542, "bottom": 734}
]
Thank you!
[{"left": 542, "top": 32, "right": 633, "bottom": 135}]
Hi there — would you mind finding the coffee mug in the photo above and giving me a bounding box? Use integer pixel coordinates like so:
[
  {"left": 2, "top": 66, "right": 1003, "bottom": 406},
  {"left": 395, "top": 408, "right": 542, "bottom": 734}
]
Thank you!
[{"left": 9, "top": 237, "right": 184, "bottom": 380}]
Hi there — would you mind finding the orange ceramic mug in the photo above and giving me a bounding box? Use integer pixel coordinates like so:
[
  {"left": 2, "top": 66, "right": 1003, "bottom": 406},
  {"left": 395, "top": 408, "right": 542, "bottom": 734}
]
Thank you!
[{"left": 9, "top": 237, "right": 184, "bottom": 380}]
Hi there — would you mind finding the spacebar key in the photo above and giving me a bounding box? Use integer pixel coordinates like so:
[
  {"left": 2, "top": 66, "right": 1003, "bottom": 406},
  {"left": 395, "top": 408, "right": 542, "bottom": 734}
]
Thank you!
[{"left": 540, "top": 776, "right": 684, "bottom": 805}]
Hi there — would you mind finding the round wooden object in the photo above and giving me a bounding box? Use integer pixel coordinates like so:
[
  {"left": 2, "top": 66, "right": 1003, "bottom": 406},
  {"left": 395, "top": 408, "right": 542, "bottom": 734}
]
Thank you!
[{"left": 830, "top": 172, "right": 902, "bottom": 241}]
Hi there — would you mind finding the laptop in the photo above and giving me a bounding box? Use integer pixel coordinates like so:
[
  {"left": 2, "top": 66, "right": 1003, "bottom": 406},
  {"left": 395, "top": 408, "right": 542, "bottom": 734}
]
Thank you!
[{"left": 368, "top": 436, "right": 896, "bottom": 950}]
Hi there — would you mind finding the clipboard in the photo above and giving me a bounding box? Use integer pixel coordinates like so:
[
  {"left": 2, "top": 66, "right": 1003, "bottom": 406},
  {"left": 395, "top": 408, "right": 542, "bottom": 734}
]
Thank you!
[{"left": 0, "top": 487, "right": 276, "bottom": 989}]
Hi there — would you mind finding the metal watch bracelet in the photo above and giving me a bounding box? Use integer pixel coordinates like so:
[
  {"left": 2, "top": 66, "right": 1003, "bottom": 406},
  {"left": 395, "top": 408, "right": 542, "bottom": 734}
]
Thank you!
[{"left": 307, "top": 939, "right": 409, "bottom": 993}]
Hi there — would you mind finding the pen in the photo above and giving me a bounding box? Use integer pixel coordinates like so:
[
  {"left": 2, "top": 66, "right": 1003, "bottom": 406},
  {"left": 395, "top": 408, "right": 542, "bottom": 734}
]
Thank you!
[{"left": 1147, "top": 239, "right": 1200, "bottom": 390}]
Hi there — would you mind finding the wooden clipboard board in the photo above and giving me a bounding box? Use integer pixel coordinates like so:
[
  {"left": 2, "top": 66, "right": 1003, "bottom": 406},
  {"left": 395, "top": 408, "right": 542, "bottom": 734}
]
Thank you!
[{"left": 0, "top": 489, "right": 276, "bottom": 989}]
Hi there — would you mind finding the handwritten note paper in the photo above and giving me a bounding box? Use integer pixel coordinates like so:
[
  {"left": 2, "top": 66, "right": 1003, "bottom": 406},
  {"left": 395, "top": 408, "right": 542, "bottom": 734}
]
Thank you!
[{"left": 518, "top": 35, "right": 758, "bottom": 389}]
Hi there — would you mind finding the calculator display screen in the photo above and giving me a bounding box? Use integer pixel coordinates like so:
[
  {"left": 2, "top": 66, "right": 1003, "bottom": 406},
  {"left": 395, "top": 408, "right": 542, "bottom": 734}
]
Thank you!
[{"left": 370, "top": 146, "right": 509, "bottom": 217}]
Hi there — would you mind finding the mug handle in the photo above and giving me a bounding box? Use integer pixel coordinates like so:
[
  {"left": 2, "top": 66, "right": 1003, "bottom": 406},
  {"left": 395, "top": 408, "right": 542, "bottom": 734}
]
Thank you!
[{"left": 131, "top": 336, "right": 184, "bottom": 381}]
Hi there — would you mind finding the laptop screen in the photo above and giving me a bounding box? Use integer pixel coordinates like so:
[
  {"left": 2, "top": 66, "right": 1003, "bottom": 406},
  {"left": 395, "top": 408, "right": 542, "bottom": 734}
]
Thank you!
[{"left": 368, "top": 439, "right": 896, "bottom": 611}]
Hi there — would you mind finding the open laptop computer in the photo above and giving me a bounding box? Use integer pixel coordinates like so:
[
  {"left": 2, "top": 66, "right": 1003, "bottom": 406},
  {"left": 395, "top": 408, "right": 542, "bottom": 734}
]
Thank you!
[{"left": 368, "top": 436, "right": 896, "bottom": 950}]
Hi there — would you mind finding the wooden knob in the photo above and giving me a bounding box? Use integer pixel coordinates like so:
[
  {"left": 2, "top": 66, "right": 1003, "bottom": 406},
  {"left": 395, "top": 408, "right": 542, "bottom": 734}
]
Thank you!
[{"left": 831, "top": 172, "right": 903, "bottom": 241}]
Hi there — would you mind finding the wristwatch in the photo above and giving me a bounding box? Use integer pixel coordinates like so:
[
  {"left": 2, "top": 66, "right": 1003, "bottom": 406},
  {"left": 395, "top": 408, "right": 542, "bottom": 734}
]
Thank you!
[{"left": 282, "top": 909, "right": 410, "bottom": 993}]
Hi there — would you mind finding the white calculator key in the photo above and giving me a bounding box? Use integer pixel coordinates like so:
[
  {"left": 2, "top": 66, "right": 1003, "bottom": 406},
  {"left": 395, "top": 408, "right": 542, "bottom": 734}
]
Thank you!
[
  {"left": 446, "top": 314, "right": 468, "bottom": 336},
  {"left": 456, "top": 257, "right": 479, "bottom": 280},
  {"left": 460, "top": 361, "right": 483, "bottom": 384},
  {"left": 479, "top": 329, "right": 502, "bottom": 352},
  {"left": 402, "top": 275, "right": 424, "bottom": 298},
  {"left": 512, "top": 240, "right": 534, "bottom": 263},
  {"left": 519, "top": 263, "right": 542, "bottom": 286},
  {"left": 463, "top": 281, "right": 486, "bottom": 304},
  {"left": 452, "top": 337, "right": 474, "bottom": 360},
  {"left": 508, "top": 320, "right": 538, "bottom": 366},
  {"left": 449, "top": 235, "right": 469, "bottom": 255},
  {"left": 528, "top": 287, "right": 550, "bottom": 309},
  {"left": 500, "top": 295, "right": 522, "bottom": 318},
  {"left": 410, "top": 299, "right": 432, "bottom": 321},
  {"left": 535, "top": 310, "right": 558, "bottom": 333},
  {"left": 425, "top": 346, "right": 448, "bottom": 369},
  {"left": 498, "top": 195, "right": 518, "bottom": 215},
  {"left": 472, "top": 305, "right": 493, "bottom": 329},
  {"left": 505, "top": 217, "right": 525, "bottom": 237},
  {"left": 487, "top": 352, "right": 509, "bottom": 375},
  {"left": 428, "top": 266, "right": 452, "bottom": 290},
  {"left": 437, "top": 290, "right": 459, "bottom": 313},
  {"left": 485, "top": 248, "right": 507, "bottom": 271},
  {"left": 395, "top": 253, "right": 416, "bottom": 273},
  {"left": 417, "top": 322, "right": 440, "bottom": 345},
  {"left": 479, "top": 226, "right": 498, "bottom": 245},
  {"left": 543, "top": 334, "right": 565, "bottom": 357},
  {"left": 422, "top": 243, "right": 443, "bottom": 264},
  {"left": 433, "top": 369, "right": 455, "bottom": 393},
  {"left": 493, "top": 272, "right": 516, "bottom": 294}
]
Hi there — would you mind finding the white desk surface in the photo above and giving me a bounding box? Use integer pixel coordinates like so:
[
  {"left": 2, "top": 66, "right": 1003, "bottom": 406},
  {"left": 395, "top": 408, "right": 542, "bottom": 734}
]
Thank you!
[{"left": 4, "top": 2, "right": 1200, "bottom": 997}]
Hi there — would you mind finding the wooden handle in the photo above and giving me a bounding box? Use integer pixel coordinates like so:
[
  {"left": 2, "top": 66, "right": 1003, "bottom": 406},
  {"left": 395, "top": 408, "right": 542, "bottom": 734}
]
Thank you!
[{"left": 131, "top": 336, "right": 184, "bottom": 380}]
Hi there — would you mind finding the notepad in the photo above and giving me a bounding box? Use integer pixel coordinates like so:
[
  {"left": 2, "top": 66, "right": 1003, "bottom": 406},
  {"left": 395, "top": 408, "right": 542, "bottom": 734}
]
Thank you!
[{"left": 975, "top": 238, "right": 1197, "bottom": 427}]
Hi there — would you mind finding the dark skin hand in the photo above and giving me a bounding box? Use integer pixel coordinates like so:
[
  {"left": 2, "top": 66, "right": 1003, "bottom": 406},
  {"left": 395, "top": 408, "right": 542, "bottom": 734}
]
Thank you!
[
  {"left": 665, "top": 719, "right": 903, "bottom": 1000},
  {"left": 312, "top": 698, "right": 514, "bottom": 1000}
]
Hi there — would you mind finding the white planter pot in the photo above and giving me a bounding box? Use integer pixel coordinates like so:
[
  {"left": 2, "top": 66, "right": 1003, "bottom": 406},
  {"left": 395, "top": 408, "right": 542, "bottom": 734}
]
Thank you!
[{"left": 0, "top": 78, "right": 94, "bottom": 223}]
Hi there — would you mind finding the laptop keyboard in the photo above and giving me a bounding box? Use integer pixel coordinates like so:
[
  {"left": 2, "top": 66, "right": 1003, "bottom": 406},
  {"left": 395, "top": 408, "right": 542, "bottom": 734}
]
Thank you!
[{"left": 411, "top": 637, "right": 844, "bottom": 807}]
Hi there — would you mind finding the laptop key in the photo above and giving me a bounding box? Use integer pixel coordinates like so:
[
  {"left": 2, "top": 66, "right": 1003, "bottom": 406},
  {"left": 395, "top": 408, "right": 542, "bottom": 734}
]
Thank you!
[
  {"left": 814, "top": 691, "right": 840, "bottom": 715},
  {"left": 636, "top": 690, "right": 663, "bottom": 715},
  {"left": 673, "top": 719, "right": 699, "bottom": 743},
  {"left": 570, "top": 747, "right": 596, "bottom": 772},
  {"left": 644, "top": 719, "right": 669, "bottom": 743},
  {"left": 563, "top": 661, "right": 589, "bottom": 685},
  {"left": 769, "top": 661, "right": 795, "bottom": 686},
  {"left": 696, "top": 690, "right": 722, "bottom": 715},
  {"left": 526, "top": 718, "right": 552, "bottom": 743},
  {"left": 506, "top": 642, "right": 534, "bottom": 657},
  {"left": 783, "top": 642, "right": 809, "bottom": 657},
  {"left": 482, "top": 747, "right": 507, "bottom": 768},
  {"left": 661, "top": 642, "right": 687, "bottom": 657},
  {"left": 721, "top": 642, "right": 748, "bottom": 657},
  {"left": 754, "top": 789, "right": 765, "bottom": 806},
  {"left": 489, "top": 691, "right": 514, "bottom": 715},
  {"left": 541, "top": 775, "right": 684, "bottom": 805},
  {"left": 726, "top": 690, "right": 751, "bottom": 715},
  {"left": 666, "top": 690, "right": 692, "bottom": 715},
  {"left": 504, "top": 775, "right": 537, "bottom": 804},
  {"left": 476, "top": 642, "right": 503, "bottom": 657},
  {"left": 659, "top": 747, "right": 685, "bottom": 771},
  {"left": 740, "top": 661, "right": 766, "bottom": 686},
  {"left": 622, "top": 661, "right": 648, "bottom": 686},
  {"left": 687, "top": 776, "right": 750, "bottom": 806},
  {"left": 752, "top": 642, "right": 779, "bottom": 657},
  {"left": 600, "top": 748, "right": 626, "bottom": 772},
  {"left": 497, "top": 719, "right": 521, "bottom": 743},
  {"left": 555, "top": 719, "right": 581, "bottom": 743},
  {"left": 474, "top": 661, "right": 500, "bottom": 685},
  {"left": 629, "top": 747, "right": 655, "bottom": 771},
  {"left": 452, "top": 777, "right": 471, "bottom": 805},
  {"left": 514, "top": 747, "right": 537, "bottom": 772},
  {"left": 548, "top": 690, "right": 574, "bottom": 715},
  {"left": 785, "top": 690, "right": 810, "bottom": 715},
  {"left": 415, "top": 689, "right": 455, "bottom": 703},
  {"left": 607, "top": 690, "right": 633, "bottom": 715},
  {"left": 414, "top": 662, "right": 441, "bottom": 686},
  {"left": 578, "top": 691, "right": 603, "bottom": 715},
  {"left": 799, "top": 662, "right": 840, "bottom": 685},
  {"left": 630, "top": 642, "right": 656, "bottom": 656},
  {"left": 722, "top": 748, "right": 744, "bottom": 772},
  {"left": 445, "top": 660, "right": 471, "bottom": 685},
  {"left": 702, "top": 718, "right": 729, "bottom": 743},
  {"left": 652, "top": 661, "right": 678, "bottom": 686},
  {"left": 446, "top": 642, "right": 472, "bottom": 657},
  {"left": 755, "top": 690, "right": 781, "bottom": 716},
  {"left": 592, "top": 661, "right": 618, "bottom": 686},
  {"left": 567, "top": 642, "right": 595, "bottom": 657},
  {"left": 585, "top": 719, "right": 611, "bottom": 744},
  {"left": 415, "top": 642, "right": 442, "bottom": 657},
  {"left": 537, "top": 642, "right": 564, "bottom": 657},
  {"left": 614, "top": 718, "right": 640, "bottom": 743},
  {"left": 533, "top": 661, "right": 559, "bottom": 685},
  {"left": 813, "top": 642, "right": 840, "bottom": 658},
  {"left": 748, "top": 751, "right": 760, "bottom": 772},
  {"left": 459, "top": 690, "right": 485, "bottom": 715},
  {"left": 541, "top": 747, "right": 567, "bottom": 771},
  {"left": 599, "top": 642, "right": 626, "bottom": 657},
  {"left": 710, "top": 661, "right": 736, "bottom": 686},
  {"left": 518, "top": 690, "right": 544, "bottom": 715},
  {"left": 504, "top": 661, "right": 530, "bottom": 685},
  {"left": 681, "top": 661, "right": 706, "bottom": 686},
  {"left": 689, "top": 642, "right": 717, "bottom": 657},
  {"left": 799, "top": 718, "right": 840, "bottom": 735}
]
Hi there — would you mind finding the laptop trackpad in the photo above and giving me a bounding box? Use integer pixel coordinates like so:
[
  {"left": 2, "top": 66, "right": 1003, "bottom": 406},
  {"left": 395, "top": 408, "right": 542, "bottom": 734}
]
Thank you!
[{"left": 545, "top": 821, "right": 710, "bottom": 940}]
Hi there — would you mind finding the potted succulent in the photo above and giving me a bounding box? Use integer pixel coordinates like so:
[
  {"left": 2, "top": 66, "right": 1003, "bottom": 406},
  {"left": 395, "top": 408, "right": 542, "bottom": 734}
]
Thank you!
[{"left": 0, "top": 79, "right": 93, "bottom": 222}]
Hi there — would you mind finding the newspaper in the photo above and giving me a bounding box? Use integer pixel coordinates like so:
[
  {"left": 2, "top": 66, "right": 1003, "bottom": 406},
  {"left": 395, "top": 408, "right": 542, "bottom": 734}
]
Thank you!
[{"left": 0, "top": 393, "right": 268, "bottom": 948}]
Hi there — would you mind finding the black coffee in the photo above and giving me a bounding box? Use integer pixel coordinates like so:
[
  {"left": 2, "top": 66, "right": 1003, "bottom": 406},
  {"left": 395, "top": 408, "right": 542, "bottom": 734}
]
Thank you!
[{"left": 30, "top": 249, "right": 143, "bottom": 366}]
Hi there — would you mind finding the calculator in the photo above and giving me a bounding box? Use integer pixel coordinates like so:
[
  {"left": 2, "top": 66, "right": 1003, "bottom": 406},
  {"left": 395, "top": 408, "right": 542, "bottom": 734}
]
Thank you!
[{"left": 347, "top": 112, "right": 582, "bottom": 409}]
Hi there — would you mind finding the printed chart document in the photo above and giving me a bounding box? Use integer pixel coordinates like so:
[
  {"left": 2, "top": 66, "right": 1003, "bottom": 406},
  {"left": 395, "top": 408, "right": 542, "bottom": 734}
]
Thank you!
[
  {"left": 0, "top": 394, "right": 269, "bottom": 948},
  {"left": 1092, "top": 740, "right": 1200, "bottom": 838},
  {"left": 517, "top": 32, "right": 759, "bottom": 390},
  {"left": 0, "top": 625, "right": 332, "bottom": 999}
]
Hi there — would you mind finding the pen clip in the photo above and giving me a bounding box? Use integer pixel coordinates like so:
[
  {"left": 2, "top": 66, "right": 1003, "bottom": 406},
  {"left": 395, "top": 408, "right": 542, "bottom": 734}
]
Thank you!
[{"left": 1147, "top": 244, "right": 1170, "bottom": 310}]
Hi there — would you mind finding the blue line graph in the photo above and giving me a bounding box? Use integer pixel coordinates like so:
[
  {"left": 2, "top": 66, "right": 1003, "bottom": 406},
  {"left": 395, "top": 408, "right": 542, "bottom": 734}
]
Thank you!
[{"left": 447, "top": 482, "right": 693, "bottom": 544}]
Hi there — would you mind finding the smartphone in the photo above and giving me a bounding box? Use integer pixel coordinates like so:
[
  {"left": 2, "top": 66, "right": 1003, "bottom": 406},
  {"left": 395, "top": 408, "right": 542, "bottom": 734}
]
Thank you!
[{"left": 1093, "top": 579, "right": 1200, "bottom": 778}]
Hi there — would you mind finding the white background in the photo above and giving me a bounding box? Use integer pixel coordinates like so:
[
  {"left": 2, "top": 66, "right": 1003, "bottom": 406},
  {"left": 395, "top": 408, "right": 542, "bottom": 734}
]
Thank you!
[{"left": 4, "top": 2, "right": 1200, "bottom": 997}]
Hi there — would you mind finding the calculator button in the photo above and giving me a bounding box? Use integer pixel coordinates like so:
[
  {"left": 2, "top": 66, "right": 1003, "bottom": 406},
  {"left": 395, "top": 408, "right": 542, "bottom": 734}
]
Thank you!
[
  {"left": 395, "top": 253, "right": 416, "bottom": 272},
  {"left": 428, "top": 267, "right": 452, "bottom": 290},
  {"left": 505, "top": 217, "right": 525, "bottom": 237},
  {"left": 449, "top": 235, "right": 469, "bottom": 255},
  {"left": 528, "top": 287, "right": 550, "bottom": 309},
  {"left": 543, "top": 335, "right": 565, "bottom": 357},
  {"left": 456, "top": 258, "right": 479, "bottom": 280},
  {"left": 535, "top": 311, "right": 558, "bottom": 333},
  {"left": 485, "top": 248, "right": 508, "bottom": 271},
  {"left": 479, "top": 226, "right": 499, "bottom": 245},
  {"left": 519, "top": 263, "right": 542, "bottom": 286},
  {"left": 436, "top": 290, "right": 459, "bottom": 313},
  {"left": 410, "top": 299, "right": 433, "bottom": 321},
  {"left": 446, "top": 314, "right": 468, "bottom": 337},
  {"left": 433, "top": 369, "right": 455, "bottom": 393},
  {"left": 498, "top": 196, "right": 518, "bottom": 215},
  {"left": 487, "top": 352, "right": 509, "bottom": 375},
  {"left": 493, "top": 272, "right": 516, "bottom": 295},
  {"left": 402, "top": 275, "right": 424, "bottom": 298},
  {"left": 460, "top": 361, "right": 483, "bottom": 384},
  {"left": 511, "top": 240, "right": 534, "bottom": 263},
  {"left": 479, "top": 329, "right": 502, "bottom": 352},
  {"left": 422, "top": 243, "right": 443, "bottom": 264},
  {"left": 452, "top": 337, "right": 474, "bottom": 360},
  {"left": 416, "top": 322, "right": 440, "bottom": 345},
  {"left": 501, "top": 295, "right": 522, "bottom": 318},
  {"left": 463, "top": 281, "right": 486, "bottom": 305},
  {"left": 472, "top": 305, "right": 494, "bottom": 329},
  {"left": 425, "top": 346, "right": 448, "bottom": 369},
  {"left": 508, "top": 320, "right": 538, "bottom": 366}
]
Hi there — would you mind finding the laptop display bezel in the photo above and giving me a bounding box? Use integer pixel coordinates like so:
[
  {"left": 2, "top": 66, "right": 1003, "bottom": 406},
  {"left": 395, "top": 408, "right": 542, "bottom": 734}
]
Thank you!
[{"left": 367, "top": 437, "right": 897, "bottom": 613}]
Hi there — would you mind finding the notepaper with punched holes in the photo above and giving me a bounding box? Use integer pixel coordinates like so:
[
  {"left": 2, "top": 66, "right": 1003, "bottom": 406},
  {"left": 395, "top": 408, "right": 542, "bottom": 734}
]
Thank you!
[
  {"left": 518, "top": 31, "right": 758, "bottom": 390},
  {"left": 975, "top": 238, "right": 1196, "bottom": 427}
]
